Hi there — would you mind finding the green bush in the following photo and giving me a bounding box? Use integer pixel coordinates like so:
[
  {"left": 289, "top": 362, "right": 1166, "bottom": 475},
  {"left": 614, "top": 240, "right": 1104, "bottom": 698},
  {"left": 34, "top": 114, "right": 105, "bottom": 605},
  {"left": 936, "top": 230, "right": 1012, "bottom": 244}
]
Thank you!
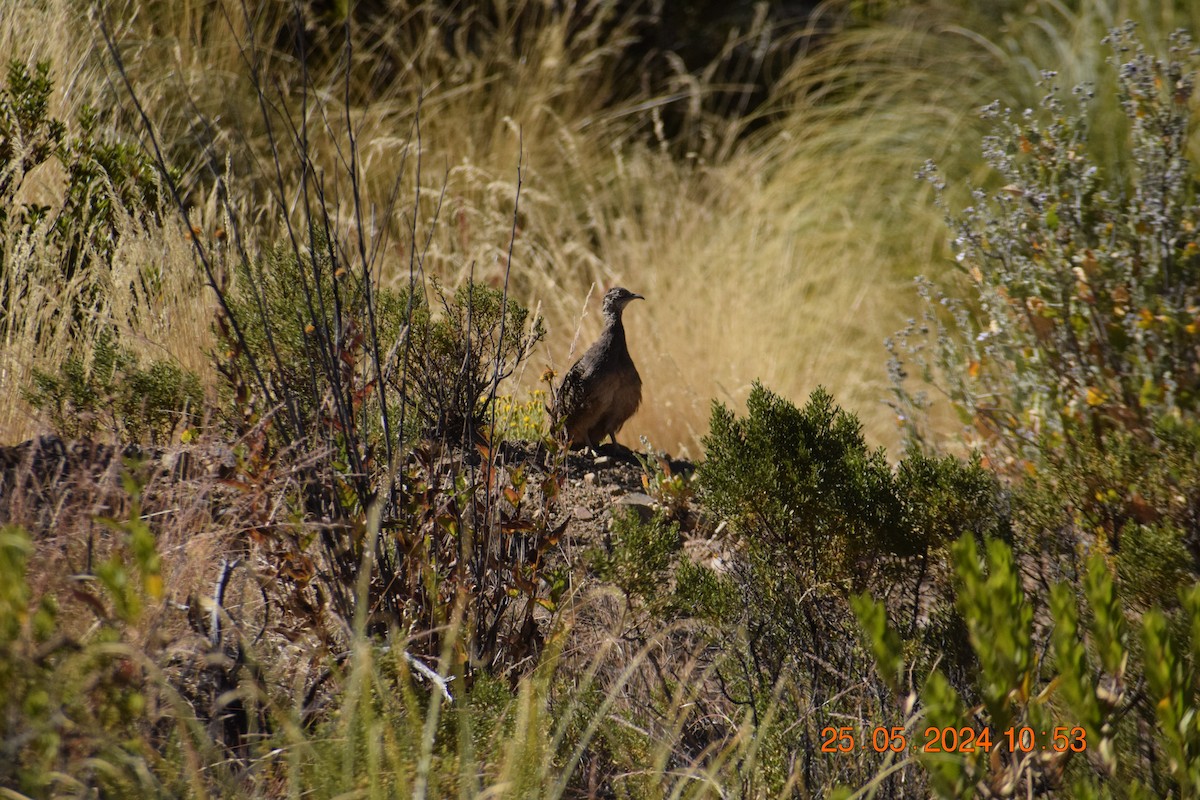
[
  {"left": 854, "top": 535, "right": 1200, "bottom": 798},
  {"left": 698, "top": 382, "right": 1003, "bottom": 642},
  {"left": 218, "top": 233, "right": 556, "bottom": 673},
  {"left": 0, "top": 60, "right": 165, "bottom": 295},
  {"left": 1015, "top": 414, "right": 1200, "bottom": 609},
  {"left": 24, "top": 327, "right": 202, "bottom": 444},
  {"left": 889, "top": 23, "right": 1200, "bottom": 617},
  {"left": 222, "top": 230, "right": 398, "bottom": 436},
  {"left": 394, "top": 278, "right": 545, "bottom": 443},
  {"left": 695, "top": 383, "right": 1003, "bottom": 793},
  {"left": 0, "top": 479, "right": 188, "bottom": 796},
  {"left": 893, "top": 25, "right": 1200, "bottom": 454},
  {"left": 699, "top": 383, "right": 1001, "bottom": 608},
  {"left": 700, "top": 384, "right": 908, "bottom": 580},
  {"left": 224, "top": 239, "right": 543, "bottom": 446},
  {"left": 588, "top": 510, "right": 681, "bottom": 604},
  {"left": 0, "top": 61, "right": 64, "bottom": 225},
  {"left": 672, "top": 558, "right": 740, "bottom": 625}
]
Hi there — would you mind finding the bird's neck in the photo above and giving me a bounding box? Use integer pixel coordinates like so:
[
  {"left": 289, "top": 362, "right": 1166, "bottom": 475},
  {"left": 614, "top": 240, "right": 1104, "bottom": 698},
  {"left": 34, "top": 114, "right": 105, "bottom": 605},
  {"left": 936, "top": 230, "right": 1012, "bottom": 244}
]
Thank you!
[{"left": 603, "top": 310, "right": 625, "bottom": 335}]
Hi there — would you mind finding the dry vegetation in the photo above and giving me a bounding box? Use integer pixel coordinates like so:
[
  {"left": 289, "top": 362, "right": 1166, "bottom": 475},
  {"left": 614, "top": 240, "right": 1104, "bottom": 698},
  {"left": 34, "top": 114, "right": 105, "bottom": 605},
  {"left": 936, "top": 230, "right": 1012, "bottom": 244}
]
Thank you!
[
  {"left": 5, "top": 1, "right": 1200, "bottom": 798},
  {"left": 8, "top": 0, "right": 1193, "bottom": 455}
]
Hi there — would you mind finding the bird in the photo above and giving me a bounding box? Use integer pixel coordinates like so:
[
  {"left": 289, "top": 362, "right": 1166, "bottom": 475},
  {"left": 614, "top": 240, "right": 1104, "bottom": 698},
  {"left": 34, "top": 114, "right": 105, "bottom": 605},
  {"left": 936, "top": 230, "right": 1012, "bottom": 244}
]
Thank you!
[{"left": 553, "top": 287, "right": 644, "bottom": 449}]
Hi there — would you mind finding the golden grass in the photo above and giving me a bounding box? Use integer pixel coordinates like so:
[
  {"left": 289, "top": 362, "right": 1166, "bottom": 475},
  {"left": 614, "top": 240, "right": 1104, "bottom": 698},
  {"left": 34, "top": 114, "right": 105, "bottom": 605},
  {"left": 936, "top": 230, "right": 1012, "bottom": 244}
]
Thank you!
[{"left": 4, "top": 0, "right": 1199, "bottom": 455}]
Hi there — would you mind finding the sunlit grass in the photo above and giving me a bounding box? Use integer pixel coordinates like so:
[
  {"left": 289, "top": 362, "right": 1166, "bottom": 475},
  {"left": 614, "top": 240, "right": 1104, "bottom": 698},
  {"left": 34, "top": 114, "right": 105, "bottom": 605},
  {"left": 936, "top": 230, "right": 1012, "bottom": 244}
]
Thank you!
[
  {"left": 6, "top": 0, "right": 1198, "bottom": 450},
  {"left": 5, "top": 3, "right": 1200, "bottom": 795}
]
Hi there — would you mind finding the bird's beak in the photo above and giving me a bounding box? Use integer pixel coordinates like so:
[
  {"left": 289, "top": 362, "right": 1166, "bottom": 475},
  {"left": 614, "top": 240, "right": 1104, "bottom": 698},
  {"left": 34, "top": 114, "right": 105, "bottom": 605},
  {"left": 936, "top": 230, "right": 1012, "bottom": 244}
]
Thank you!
[{"left": 632, "top": 293, "right": 644, "bottom": 301}]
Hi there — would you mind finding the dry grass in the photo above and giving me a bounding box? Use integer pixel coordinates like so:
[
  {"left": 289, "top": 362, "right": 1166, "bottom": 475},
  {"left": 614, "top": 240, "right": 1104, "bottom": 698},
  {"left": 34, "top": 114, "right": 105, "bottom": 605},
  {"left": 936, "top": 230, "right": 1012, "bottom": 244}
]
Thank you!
[
  {"left": 5, "top": 0, "right": 1200, "bottom": 456},
  {"left": 4, "top": 5, "right": 1199, "bottom": 795}
]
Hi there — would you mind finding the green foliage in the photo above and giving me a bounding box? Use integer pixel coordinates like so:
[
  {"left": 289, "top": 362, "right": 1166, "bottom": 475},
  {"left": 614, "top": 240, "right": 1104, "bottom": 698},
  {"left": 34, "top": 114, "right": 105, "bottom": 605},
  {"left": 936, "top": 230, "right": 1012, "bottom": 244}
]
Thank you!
[
  {"left": 672, "top": 559, "right": 740, "bottom": 624},
  {"left": 700, "top": 383, "right": 908, "bottom": 578},
  {"left": 225, "top": 242, "right": 543, "bottom": 447},
  {"left": 396, "top": 278, "right": 546, "bottom": 442},
  {"left": 1050, "top": 582, "right": 1105, "bottom": 767},
  {"left": 698, "top": 383, "right": 1001, "bottom": 641},
  {"left": 223, "top": 230, "right": 391, "bottom": 430},
  {"left": 0, "top": 524, "right": 59, "bottom": 794},
  {"left": 0, "top": 61, "right": 65, "bottom": 226},
  {"left": 0, "top": 60, "right": 165, "bottom": 293},
  {"left": 1118, "top": 521, "right": 1195, "bottom": 611},
  {"left": 696, "top": 383, "right": 1003, "bottom": 794},
  {"left": 24, "top": 326, "right": 202, "bottom": 444},
  {"left": 1012, "top": 413, "right": 1200, "bottom": 609},
  {"left": 95, "top": 473, "right": 165, "bottom": 621},
  {"left": 1143, "top": 603, "right": 1200, "bottom": 794},
  {"left": 896, "top": 449, "right": 1006, "bottom": 550},
  {"left": 588, "top": 510, "right": 681, "bottom": 604},
  {"left": 891, "top": 23, "right": 1200, "bottom": 640},
  {"left": 951, "top": 536, "right": 1034, "bottom": 733},
  {"left": 919, "top": 669, "right": 973, "bottom": 800},
  {"left": 854, "top": 535, "right": 1200, "bottom": 798},
  {"left": 895, "top": 26, "right": 1200, "bottom": 451},
  {"left": 0, "top": 478, "right": 189, "bottom": 796},
  {"left": 851, "top": 594, "right": 904, "bottom": 695},
  {"left": 1050, "top": 552, "right": 1132, "bottom": 783},
  {"left": 635, "top": 442, "right": 696, "bottom": 525}
]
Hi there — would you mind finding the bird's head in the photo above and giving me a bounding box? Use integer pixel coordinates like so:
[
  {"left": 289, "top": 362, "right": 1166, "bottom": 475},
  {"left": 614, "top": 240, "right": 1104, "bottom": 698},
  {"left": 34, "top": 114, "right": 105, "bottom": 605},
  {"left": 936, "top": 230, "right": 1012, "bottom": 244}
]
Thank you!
[{"left": 602, "top": 286, "right": 644, "bottom": 317}]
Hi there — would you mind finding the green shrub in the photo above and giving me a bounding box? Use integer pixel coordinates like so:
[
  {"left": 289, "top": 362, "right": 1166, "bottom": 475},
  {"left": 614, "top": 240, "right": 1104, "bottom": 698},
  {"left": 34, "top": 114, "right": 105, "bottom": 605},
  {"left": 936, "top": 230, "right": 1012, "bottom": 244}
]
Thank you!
[
  {"left": 1015, "top": 414, "right": 1200, "bottom": 610},
  {"left": 394, "top": 278, "right": 545, "bottom": 443},
  {"left": 635, "top": 443, "right": 696, "bottom": 525},
  {"left": 224, "top": 238, "right": 544, "bottom": 446},
  {"left": 699, "top": 383, "right": 1001, "bottom": 617},
  {"left": 219, "top": 235, "right": 553, "bottom": 662},
  {"left": 0, "top": 60, "right": 66, "bottom": 231},
  {"left": 672, "top": 559, "right": 740, "bottom": 625},
  {"left": 853, "top": 534, "right": 1200, "bottom": 798},
  {"left": 24, "top": 327, "right": 202, "bottom": 444},
  {"left": 889, "top": 23, "right": 1200, "bottom": 619},
  {"left": 0, "top": 60, "right": 165, "bottom": 296},
  {"left": 222, "top": 229, "right": 397, "bottom": 435},
  {"left": 695, "top": 383, "right": 1003, "bottom": 794},
  {"left": 0, "top": 478, "right": 192, "bottom": 796},
  {"left": 698, "top": 382, "right": 1004, "bottom": 638},
  {"left": 700, "top": 384, "right": 908, "bottom": 580},
  {"left": 588, "top": 510, "right": 681, "bottom": 604},
  {"left": 893, "top": 26, "right": 1200, "bottom": 455}
]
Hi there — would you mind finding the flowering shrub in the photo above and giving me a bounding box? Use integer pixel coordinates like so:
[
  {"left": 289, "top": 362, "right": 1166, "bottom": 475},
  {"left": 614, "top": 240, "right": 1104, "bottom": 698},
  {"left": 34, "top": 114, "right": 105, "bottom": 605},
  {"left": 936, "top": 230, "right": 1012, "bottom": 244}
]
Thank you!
[{"left": 892, "top": 24, "right": 1200, "bottom": 460}]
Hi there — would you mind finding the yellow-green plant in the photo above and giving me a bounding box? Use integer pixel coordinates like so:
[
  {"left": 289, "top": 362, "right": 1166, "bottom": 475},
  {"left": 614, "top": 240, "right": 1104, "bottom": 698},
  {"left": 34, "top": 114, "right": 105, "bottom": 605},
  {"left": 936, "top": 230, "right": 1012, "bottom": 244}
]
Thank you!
[
  {"left": 0, "top": 470, "right": 201, "bottom": 796},
  {"left": 854, "top": 535, "right": 1200, "bottom": 798},
  {"left": 24, "top": 326, "right": 202, "bottom": 444}
]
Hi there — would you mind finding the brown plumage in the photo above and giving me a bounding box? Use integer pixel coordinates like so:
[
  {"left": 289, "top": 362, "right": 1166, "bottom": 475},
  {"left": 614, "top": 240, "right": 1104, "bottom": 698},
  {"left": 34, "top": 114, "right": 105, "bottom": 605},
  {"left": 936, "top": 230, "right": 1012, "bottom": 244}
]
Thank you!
[{"left": 554, "top": 287, "right": 644, "bottom": 448}]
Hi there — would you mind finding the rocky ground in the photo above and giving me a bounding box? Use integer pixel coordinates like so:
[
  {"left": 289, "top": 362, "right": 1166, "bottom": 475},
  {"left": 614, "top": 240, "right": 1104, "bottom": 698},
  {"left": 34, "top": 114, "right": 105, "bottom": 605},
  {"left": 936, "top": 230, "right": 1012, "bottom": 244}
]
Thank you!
[{"left": 1, "top": 435, "right": 700, "bottom": 540}]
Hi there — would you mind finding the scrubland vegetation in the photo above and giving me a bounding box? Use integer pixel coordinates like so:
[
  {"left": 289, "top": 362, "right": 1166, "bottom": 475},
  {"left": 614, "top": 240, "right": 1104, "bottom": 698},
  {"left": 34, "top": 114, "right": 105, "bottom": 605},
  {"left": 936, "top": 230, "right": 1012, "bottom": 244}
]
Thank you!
[{"left": 5, "top": 0, "right": 1200, "bottom": 797}]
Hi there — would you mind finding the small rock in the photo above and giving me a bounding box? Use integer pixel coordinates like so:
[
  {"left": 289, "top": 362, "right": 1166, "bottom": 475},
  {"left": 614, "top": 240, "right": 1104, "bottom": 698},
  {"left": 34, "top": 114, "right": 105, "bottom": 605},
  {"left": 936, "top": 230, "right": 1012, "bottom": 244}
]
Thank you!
[
  {"left": 584, "top": 472, "right": 596, "bottom": 485},
  {"left": 573, "top": 506, "right": 595, "bottom": 521},
  {"left": 616, "top": 492, "right": 656, "bottom": 508},
  {"left": 614, "top": 492, "right": 657, "bottom": 522}
]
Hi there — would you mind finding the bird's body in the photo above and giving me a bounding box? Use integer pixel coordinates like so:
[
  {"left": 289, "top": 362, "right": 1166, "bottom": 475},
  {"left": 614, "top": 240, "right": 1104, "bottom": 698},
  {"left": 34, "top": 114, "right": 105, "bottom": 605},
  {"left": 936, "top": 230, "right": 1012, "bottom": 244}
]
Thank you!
[{"left": 554, "top": 288, "right": 644, "bottom": 448}]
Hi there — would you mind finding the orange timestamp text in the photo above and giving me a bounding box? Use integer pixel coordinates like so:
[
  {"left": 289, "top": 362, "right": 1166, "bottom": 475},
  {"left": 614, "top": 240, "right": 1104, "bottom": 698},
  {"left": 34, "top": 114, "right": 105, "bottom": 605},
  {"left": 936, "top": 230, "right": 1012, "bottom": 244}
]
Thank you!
[{"left": 820, "top": 725, "right": 1087, "bottom": 754}]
